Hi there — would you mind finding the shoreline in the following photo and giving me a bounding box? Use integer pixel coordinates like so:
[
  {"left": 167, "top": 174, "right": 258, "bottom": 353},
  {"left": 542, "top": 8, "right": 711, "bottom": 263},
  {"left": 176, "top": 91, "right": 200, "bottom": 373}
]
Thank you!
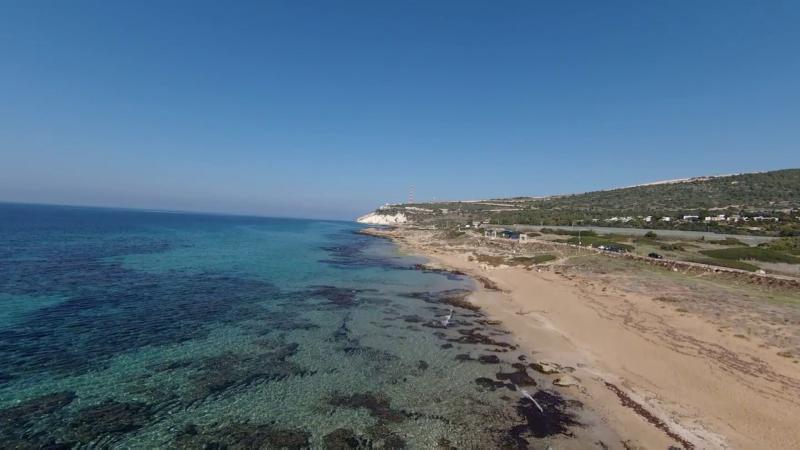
[{"left": 363, "top": 226, "right": 800, "bottom": 450}]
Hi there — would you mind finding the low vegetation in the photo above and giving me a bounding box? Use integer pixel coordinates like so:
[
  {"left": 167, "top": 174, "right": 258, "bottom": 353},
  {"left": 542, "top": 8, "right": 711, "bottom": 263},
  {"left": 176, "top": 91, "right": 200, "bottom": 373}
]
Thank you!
[
  {"left": 472, "top": 253, "right": 557, "bottom": 267},
  {"left": 471, "top": 254, "right": 506, "bottom": 266},
  {"left": 706, "top": 237, "right": 747, "bottom": 246},
  {"left": 686, "top": 257, "right": 761, "bottom": 272},
  {"left": 511, "top": 254, "right": 556, "bottom": 266},
  {"left": 766, "top": 236, "right": 800, "bottom": 255},
  {"left": 382, "top": 169, "right": 800, "bottom": 236},
  {"left": 700, "top": 247, "right": 800, "bottom": 264}
]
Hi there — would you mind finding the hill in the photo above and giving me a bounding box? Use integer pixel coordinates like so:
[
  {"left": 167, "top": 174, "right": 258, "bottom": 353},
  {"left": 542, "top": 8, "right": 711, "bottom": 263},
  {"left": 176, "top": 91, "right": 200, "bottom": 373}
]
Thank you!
[{"left": 365, "top": 169, "right": 800, "bottom": 236}]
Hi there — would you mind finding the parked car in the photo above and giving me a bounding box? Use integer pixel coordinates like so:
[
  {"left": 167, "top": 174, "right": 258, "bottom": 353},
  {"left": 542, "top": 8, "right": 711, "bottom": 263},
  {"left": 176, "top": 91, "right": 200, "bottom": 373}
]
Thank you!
[
  {"left": 648, "top": 252, "right": 663, "bottom": 259},
  {"left": 603, "top": 245, "right": 626, "bottom": 253}
]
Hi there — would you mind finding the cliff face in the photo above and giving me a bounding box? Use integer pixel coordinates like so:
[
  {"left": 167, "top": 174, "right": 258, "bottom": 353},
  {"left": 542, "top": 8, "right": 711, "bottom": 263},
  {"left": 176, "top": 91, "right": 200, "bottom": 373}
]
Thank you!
[{"left": 356, "top": 211, "right": 408, "bottom": 225}]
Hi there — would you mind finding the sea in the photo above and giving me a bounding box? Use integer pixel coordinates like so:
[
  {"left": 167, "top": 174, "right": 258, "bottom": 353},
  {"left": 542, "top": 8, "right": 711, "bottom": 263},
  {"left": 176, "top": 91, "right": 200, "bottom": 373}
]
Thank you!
[{"left": 0, "top": 203, "right": 584, "bottom": 448}]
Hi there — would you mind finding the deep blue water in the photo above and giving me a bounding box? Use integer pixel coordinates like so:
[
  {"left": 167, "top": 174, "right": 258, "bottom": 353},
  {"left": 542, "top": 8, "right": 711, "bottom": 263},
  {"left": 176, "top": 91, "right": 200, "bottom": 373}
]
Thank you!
[{"left": 0, "top": 203, "right": 584, "bottom": 448}]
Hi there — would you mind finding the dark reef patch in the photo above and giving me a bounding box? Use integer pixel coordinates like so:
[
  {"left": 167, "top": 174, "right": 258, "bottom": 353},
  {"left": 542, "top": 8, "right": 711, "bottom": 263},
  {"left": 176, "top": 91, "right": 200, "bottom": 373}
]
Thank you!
[
  {"left": 504, "top": 390, "right": 582, "bottom": 447},
  {"left": 323, "top": 428, "right": 371, "bottom": 449},
  {"left": 478, "top": 355, "right": 501, "bottom": 364},
  {"left": 496, "top": 363, "right": 537, "bottom": 386},
  {"left": 475, "top": 377, "right": 516, "bottom": 391},
  {"left": 412, "top": 264, "right": 467, "bottom": 281},
  {"left": 400, "top": 314, "right": 425, "bottom": 323},
  {"left": 0, "top": 391, "right": 78, "bottom": 446},
  {"left": 67, "top": 399, "right": 154, "bottom": 444},
  {"left": 328, "top": 391, "right": 406, "bottom": 423},
  {"left": 0, "top": 268, "right": 284, "bottom": 379},
  {"left": 187, "top": 347, "right": 311, "bottom": 400},
  {"left": 174, "top": 422, "right": 310, "bottom": 449},
  {"left": 307, "top": 285, "right": 362, "bottom": 308},
  {"left": 402, "top": 289, "right": 481, "bottom": 312},
  {"left": 447, "top": 327, "right": 517, "bottom": 350}
]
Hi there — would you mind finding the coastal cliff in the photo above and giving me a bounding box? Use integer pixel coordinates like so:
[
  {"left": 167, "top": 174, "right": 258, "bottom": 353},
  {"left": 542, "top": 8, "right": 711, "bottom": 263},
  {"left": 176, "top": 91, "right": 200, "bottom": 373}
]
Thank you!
[{"left": 356, "top": 211, "right": 408, "bottom": 225}]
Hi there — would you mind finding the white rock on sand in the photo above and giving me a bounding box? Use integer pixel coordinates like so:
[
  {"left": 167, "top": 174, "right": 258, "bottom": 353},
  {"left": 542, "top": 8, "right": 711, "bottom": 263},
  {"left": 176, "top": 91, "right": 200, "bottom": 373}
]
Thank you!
[
  {"left": 530, "top": 361, "right": 561, "bottom": 374},
  {"left": 553, "top": 374, "right": 580, "bottom": 387},
  {"left": 356, "top": 212, "right": 408, "bottom": 225}
]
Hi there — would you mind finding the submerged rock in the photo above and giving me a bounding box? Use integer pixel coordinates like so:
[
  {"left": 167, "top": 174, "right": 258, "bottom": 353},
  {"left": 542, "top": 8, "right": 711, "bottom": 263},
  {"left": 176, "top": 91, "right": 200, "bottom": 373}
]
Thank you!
[
  {"left": 0, "top": 391, "right": 76, "bottom": 427},
  {"left": 174, "top": 422, "right": 310, "bottom": 449},
  {"left": 504, "top": 390, "right": 581, "bottom": 447},
  {"left": 496, "top": 364, "right": 537, "bottom": 387},
  {"left": 322, "top": 428, "right": 371, "bottom": 449},
  {"left": 68, "top": 399, "right": 153, "bottom": 443},
  {"left": 328, "top": 391, "right": 405, "bottom": 423},
  {"left": 0, "top": 391, "right": 77, "bottom": 446},
  {"left": 448, "top": 328, "right": 517, "bottom": 350},
  {"left": 307, "top": 285, "right": 361, "bottom": 308},
  {"left": 402, "top": 289, "right": 480, "bottom": 312},
  {"left": 475, "top": 377, "right": 516, "bottom": 391},
  {"left": 478, "top": 354, "right": 501, "bottom": 364}
]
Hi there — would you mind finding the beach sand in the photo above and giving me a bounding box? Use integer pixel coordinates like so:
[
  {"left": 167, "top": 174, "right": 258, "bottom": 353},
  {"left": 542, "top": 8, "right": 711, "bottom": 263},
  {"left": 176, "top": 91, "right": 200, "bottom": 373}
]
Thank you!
[{"left": 364, "top": 227, "right": 800, "bottom": 450}]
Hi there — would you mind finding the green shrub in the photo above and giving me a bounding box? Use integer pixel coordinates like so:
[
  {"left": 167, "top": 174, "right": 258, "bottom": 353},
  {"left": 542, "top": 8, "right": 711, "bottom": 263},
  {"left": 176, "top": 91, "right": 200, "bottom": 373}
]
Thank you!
[
  {"left": 644, "top": 231, "right": 658, "bottom": 238},
  {"left": 660, "top": 243, "right": 685, "bottom": 251}
]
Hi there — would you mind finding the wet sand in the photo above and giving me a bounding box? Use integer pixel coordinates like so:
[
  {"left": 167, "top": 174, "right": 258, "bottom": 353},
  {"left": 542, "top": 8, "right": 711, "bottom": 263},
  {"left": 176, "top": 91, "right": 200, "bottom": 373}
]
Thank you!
[{"left": 364, "top": 226, "right": 800, "bottom": 450}]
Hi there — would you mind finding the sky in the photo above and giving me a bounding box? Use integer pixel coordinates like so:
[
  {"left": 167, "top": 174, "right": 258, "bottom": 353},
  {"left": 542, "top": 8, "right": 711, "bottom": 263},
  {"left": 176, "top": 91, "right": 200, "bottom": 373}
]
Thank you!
[{"left": 1, "top": 1, "right": 799, "bottom": 220}]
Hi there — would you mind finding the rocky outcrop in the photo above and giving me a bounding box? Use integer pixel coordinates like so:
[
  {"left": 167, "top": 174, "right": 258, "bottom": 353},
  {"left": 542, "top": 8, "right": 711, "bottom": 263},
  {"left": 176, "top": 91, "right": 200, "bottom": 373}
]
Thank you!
[{"left": 356, "top": 212, "right": 408, "bottom": 225}]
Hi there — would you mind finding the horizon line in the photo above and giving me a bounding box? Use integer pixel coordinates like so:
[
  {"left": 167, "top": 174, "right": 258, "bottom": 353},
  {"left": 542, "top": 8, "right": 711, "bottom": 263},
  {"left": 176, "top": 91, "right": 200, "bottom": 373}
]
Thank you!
[{"left": 0, "top": 200, "right": 355, "bottom": 224}]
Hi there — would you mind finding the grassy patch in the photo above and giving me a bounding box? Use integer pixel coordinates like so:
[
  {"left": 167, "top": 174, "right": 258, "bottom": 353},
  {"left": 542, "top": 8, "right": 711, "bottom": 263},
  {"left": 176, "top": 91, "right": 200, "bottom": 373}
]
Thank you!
[
  {"left": 706, "top": 237, "right": 747, "bottom": 246},
  {"left": 511, "top": 254, "right": 556, "bottom": 266},
  {"left": 471, "top": 254, "right": 506, "bottom": 266},
  {"left": 659, "top": 243, "right": 685, "bottom": 251},
  {"left": 700, "top": 247, "right": 800, "bottom": 264},
  {"left": 686, "top": 256, "right": 760, "bottom": 272},
  {"left": 653, "top": 296, "right": 682, "bottom": 303},
  {"left": 766, "top": 236, "right": 800, "bottom": 255},
  {"left": 633, "top": 237, "right": 663, "bottom": 247}
]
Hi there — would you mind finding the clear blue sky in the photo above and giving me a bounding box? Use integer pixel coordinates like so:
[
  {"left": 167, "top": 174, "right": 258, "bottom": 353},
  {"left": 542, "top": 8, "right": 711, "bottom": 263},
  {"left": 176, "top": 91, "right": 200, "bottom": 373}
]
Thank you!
[{"left": 2, "top": 1, "right": 799, "bottom": 220}]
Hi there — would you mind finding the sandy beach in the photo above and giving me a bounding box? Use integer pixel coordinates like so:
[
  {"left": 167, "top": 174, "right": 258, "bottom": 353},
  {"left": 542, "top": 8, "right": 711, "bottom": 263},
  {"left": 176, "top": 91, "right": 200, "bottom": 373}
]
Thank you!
[{"left": 364, "top": 226, "right": 800, "bottom": 450}]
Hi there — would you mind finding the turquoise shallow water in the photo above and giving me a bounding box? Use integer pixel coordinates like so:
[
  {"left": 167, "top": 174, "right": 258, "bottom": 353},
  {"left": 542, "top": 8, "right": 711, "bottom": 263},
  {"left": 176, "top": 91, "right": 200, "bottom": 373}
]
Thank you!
[{"left": 0, "top": 203, "right": 586, "bottom": 448}]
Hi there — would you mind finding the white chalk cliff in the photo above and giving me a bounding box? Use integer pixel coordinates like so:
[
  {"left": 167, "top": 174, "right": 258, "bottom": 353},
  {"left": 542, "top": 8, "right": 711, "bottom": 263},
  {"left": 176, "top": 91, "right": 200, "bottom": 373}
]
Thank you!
[{"left": 356, "top": 211, "right": 408, "bottom": 225}]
